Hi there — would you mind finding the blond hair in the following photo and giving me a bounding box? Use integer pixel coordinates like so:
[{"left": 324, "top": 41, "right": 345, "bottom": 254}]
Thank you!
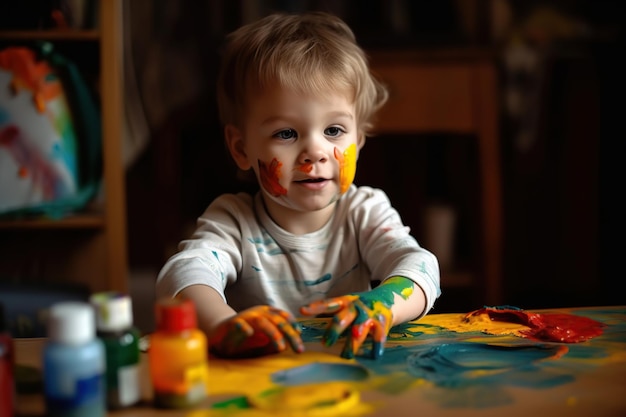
[{"left": 216, "top": 12, "right": 388, "bottom": 137}]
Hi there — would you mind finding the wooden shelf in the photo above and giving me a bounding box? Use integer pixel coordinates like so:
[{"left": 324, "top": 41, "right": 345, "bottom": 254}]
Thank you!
[
  {"left": 0, "top": 30, "right": 99, "bottom": 41},
  {"left": 0, "top": 213, "right": 104, "bottom": 230},
  {"left": 0, "top": 1, "right": 128, "bottom": 294}
]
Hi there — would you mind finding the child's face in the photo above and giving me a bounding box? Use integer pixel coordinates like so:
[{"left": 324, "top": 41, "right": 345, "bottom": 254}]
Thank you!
[{"left": 226, "top": 85, "right": 361, "bottom": 217}]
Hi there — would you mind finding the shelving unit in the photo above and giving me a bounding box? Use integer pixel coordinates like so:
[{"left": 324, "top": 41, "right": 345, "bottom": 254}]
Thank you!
[{"left": 0, "top": 0, "right": 128, "bottom": 293}]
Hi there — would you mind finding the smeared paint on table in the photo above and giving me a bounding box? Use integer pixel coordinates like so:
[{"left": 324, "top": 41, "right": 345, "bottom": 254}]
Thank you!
[{"left": 195, "top": 306, "right": 626, "bottom": 416}]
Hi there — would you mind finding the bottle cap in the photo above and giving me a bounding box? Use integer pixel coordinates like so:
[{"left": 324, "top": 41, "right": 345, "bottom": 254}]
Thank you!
[
  {"left": 47, "top": 302, "right": 95, "bottom": 345},
  {"left": 155, "top": 298, "right": 197, "bottom": 332},
  {"left": 90, "top": 292, "right": 134, "bottom": 332}
]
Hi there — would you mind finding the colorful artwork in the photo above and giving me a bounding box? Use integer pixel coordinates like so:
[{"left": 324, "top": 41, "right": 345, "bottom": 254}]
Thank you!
[
  {"left": 194, "top": 306, "right": 626, "bottom": 416},
  {"left": 0, "top": 46, "right": 79, "bottom": 214}
]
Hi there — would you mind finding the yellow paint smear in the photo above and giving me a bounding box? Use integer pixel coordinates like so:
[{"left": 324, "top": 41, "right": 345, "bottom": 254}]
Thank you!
[
  {"left": 199, "top": 350, "right": 378, "bottom": 416},
  {"left": 248, "top": 382, "right": 361, "bottom": 414},
  {"left": 207, "top": 351, "right": 347, "bottom": 397},
  {"left": 408, "top": 312, "right": 531, "bottom": 337}
]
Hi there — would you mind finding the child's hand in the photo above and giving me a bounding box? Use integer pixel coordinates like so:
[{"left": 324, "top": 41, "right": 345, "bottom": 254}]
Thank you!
[
  {"left": 209, "top": 305, "right": 305, "bottom": 358},
  {"left": 300, "top": 294, "right": 393, "bottom": 359}
]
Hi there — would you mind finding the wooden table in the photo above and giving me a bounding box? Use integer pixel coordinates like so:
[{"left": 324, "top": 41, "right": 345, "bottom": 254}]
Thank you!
[{"left": 14, "top": 306, "right": 626, "bottom": 416}]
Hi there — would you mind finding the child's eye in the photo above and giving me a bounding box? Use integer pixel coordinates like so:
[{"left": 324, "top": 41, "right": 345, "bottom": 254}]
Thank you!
[
  {"left": 324, "top": 126, "right": 344, "bottom": 138},
  {"left": 274, "top": 129, "right": 297, "bottom": 140}
]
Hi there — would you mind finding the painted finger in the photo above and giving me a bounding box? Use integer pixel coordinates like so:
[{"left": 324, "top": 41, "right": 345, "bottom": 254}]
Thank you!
[
  {"left": 369, "top": 317, "right": 390, "bottom": 359},
  {"left": 339, "top": 319, "right": 372, "bottom": 359},
  {"left": 301, "top": 295, "right": 358, "bottom": 316},
  {"left": 324, "top": 306, "right": 357, "bottom": 347},
  {"left": 255, "top": 315, "right": 287, "bottom": 352},
  {"left": 270, "top": 307, "right": 303, "bottom": 334},
  {"left": 216, "top": 324, "right": 257, "bottom": 357}
]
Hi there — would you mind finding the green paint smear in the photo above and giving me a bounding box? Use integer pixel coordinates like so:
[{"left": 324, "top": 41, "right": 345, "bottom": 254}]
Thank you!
[
  {"left": 212, "top": 395, "right": 250, "bottom": 410},
  {"left": 358, "top": 276, "right": 414, "bottom": 308}
]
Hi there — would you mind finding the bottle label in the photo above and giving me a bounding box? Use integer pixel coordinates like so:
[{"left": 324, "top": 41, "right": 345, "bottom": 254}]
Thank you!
[
  {"left": 116, "top": 364, "right": 140, "bottom": 406},
  {"left": 154, "top": 363, "right": 208, "bottom": 408},
  {"left": 46, "top": 373, "right": 105, "bottom": 416}
]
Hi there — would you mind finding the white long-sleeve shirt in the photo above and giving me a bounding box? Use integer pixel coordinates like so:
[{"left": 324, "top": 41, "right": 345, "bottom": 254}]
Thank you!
[{"left": 156, "top": 185, "right": 441, "bottom": 318}]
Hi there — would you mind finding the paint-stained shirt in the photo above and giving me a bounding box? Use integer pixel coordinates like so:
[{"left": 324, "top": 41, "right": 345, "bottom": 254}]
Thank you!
[{"left": 156, "top": 185, "right": 441, "bottom": 317}]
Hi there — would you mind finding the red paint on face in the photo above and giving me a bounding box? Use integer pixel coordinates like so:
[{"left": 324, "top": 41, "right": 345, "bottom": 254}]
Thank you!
[
  {"left": 297, "top": 163, "right": 313, "bottom": 173},
  {"left": 259, "top": 158, "right": 287, "bottom": 197}
]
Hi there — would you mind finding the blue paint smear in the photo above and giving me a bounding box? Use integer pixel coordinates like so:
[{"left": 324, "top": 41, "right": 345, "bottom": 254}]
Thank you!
[
  {"left": 271, "top": 362, "right": 369, "bottom": 386},
  {"left": 296, "top": 307, "right": 626, "bottom": 409},
  {"left": 405, "top": 343, "right": 573, "bottom": 388},
  {"left": 303, "top": 274, "right": 332, "bottom": 286}
]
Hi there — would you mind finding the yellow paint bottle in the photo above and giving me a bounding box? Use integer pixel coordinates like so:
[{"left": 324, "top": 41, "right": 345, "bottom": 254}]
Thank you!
[{"left": 148, "top": 298, "right": 209, "bottom": 408}]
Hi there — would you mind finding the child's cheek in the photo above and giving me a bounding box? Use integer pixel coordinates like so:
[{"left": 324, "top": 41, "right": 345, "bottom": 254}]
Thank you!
[
  {"left": 258, "top": 158, "right": 287, "bottom": 197},
  {"left": 334, "top": 144, "right": 357, "bottom": 194}
]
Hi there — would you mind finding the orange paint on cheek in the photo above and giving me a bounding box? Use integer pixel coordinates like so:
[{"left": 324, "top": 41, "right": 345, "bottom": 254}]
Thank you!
[
  {"left": 334, "top": 144, "right": 357, "bottom": 194},
  {"left": 259, "top": 158, "right": 287, "bottom": 197}
]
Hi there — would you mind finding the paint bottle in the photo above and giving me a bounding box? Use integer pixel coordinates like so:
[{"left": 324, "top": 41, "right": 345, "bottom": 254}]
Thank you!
[
  {"left": 0, "top": 303, "right": 15, "bottom": 417},
  {"left": 90, "top": 292, "right": 141, "bottom": 409},
  {"left": 43, "top": 301, "right": 106, "bottom": 417},
  {"left": 149, "top": 298, "right": 209, "bottom": 408}
]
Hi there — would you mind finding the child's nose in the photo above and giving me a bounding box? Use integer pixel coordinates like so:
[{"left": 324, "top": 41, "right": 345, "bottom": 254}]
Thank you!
[
  {"left": 300, "top": 139, "right": 329, "bottom": 164},
  {"left": 302, "top": 150, "right": 328, "bottom": 164}
]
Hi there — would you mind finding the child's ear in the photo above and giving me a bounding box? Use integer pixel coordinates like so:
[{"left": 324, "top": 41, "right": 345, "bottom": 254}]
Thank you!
[
  {"left": 356, "top": 133, "right": 367, "bottom": 154},
  {"left": 225, "top": 124, "right": 252, "bottom": 170}
]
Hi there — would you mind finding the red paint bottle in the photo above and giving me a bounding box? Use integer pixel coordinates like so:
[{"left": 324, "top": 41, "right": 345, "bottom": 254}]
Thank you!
[{"left": 0, "top": 303, "right": 15, "bottom": 417}]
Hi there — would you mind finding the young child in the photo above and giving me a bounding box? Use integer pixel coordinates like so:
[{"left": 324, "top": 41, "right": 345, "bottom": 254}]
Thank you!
[{"left": 156, "top": 11, "right": 441, "bottom": 359}]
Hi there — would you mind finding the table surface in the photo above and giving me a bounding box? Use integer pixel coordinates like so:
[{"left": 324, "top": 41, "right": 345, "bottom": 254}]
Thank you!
[{"left": 13, "top": 305, "right": 626, "bottom": 417}]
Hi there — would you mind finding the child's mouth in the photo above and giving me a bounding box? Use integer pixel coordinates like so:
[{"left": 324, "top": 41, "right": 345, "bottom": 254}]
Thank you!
[{"left": 297, "top": 178, "right": 326, "bottom": 183}]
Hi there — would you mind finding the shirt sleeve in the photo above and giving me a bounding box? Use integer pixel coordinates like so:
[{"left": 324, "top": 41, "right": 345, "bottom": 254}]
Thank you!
[{"left": 155, "top": 193, "right": 252, "bottom": 301}]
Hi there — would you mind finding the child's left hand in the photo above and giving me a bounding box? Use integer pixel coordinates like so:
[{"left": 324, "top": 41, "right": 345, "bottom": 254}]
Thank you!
[
  {"left": 300, "top": 294, "right": 393, "bottom": 359},
  {"left": 209, "top": 305, "right": 305, "bottom": 358}
]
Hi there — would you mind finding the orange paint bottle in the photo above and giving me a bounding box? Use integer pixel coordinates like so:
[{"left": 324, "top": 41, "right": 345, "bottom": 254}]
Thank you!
[{"left": 148, "top": 298, "right": 209, "bottom": 408}]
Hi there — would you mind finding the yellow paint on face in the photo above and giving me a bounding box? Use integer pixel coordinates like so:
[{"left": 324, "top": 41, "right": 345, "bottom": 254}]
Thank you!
[{"left": 334, "top": 144, "right": 357, "bottom": 194}]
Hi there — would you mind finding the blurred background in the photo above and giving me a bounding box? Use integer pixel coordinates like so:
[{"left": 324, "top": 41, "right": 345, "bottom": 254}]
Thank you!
[{"left": 1, "top": 0, "right": 623, "bottom": 335}]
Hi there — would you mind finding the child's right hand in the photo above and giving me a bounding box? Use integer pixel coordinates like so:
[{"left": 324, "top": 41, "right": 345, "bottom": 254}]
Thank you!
[{"left": 208, "top": 305, "right": 305, "bottom": 358}]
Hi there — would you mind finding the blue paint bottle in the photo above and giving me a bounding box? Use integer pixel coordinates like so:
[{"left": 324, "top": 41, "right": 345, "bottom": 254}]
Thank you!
[{"left": 43, "top": 302, "right": 106, "bottom": 417}]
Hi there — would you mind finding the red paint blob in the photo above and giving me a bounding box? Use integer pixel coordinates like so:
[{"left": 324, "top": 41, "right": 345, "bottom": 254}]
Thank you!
[{"left": 465, "top": 306, "right": 606, "bottom": 343}]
